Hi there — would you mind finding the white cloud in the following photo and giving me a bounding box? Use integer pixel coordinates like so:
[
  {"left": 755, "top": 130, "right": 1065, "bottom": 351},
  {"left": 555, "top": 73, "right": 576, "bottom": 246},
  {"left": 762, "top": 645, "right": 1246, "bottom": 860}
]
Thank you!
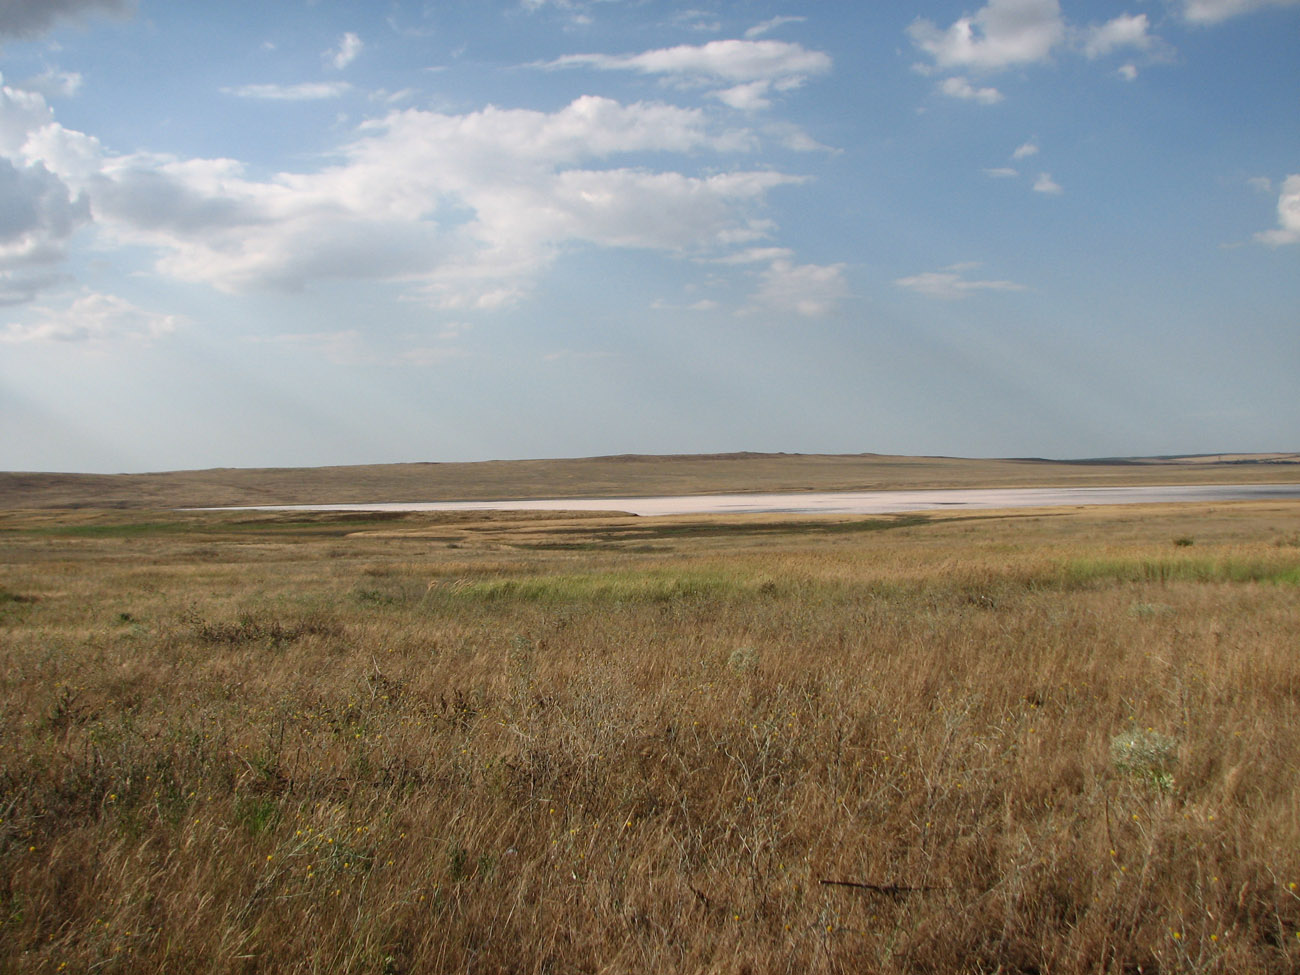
[
  {"left": 1117, "top": 63, "right": 1139, "bottom": 81},
  {"left": 713, "top": 80, "right": 773, "bottom": 111},
  {"left": 744, "top": 16, "right": 806, "bottom": 39},
  {"left": 909, "top": 2, "right": 1164, "bottom": 100},
  {"left": 519, "top": 0, "right": 609, "bottom": 20},
  {"left": 1178, "top": 0, "right": 1300, "bottom": 23},
  {"left": 0, "top": 0, "right": 129, "bottom": 39},
  {"left": 1033, "top": 172, "right": 1063, "bottom": 194},
  {"left": 17, "top": 69, "right": 83, "bottom": 99},
  {"left": 0, "top": 157, "right": 89, "bottom": 261},
  {"left": 1080, "top": 13, "right": 1152, "bottom": 58},
  {"left": 0, "top": 291, "right": 180, "bottom": 344},
  {"left": 3, "top": 54, "right": 823, "bottom": 316},
  {"left": 541, "top": 167, "right": 797, "bottom": 251},
  {"left": 1012, "top": 141, "right": 1039, "bottom": 159},
  {"left": 1247, "top": 176, "right": 1273, "bottom": 193},
  {"left": 1255, "top": 174, "right": 1300, "bottom": 245},
  {"left": 940, "top": 75, "right": 1003, "bottom": 104},
  {"left": 0, "top": 83, "right": 91, "bottom": 302},
  {"left": 0, "top": 88, "right": 102, "bottom": 303},
  {"left": 895, "top": 264, "right": 1026, "bottom": 300},
  {"left": 539, "top": 40, "right": 832, "bottom": 118},
  {"left": 982, "top": 166, "right": 1019, "bottom": 177},
  {"left": 650, "top": 297, "right": 720, "bottom": 311},
  {"left": 710, "top": 246, "right": 793, "bottom": 265},
  {"left": 748, "top": 258, "right": 847, "bottom": 317},
  {"left": 21, "top": 93, "right": 800, "bottom": 309},
  {"left": 327, "top": 32, "right": 363, "bottom": 70},
  {"left": 542, "top": 39, "right": 831, "bottom": 92},
  {"left": 0, "top": 80, "right": 59, "bottom": 155},
  {"left": 908, "top": 0, "right": 1065, "bottom": 71},
  {"left": 222, "top": 82, "right": 352, "bottom": 101},
  {"left": 763, "top": 121, "right": 831, "bottom": 153}
]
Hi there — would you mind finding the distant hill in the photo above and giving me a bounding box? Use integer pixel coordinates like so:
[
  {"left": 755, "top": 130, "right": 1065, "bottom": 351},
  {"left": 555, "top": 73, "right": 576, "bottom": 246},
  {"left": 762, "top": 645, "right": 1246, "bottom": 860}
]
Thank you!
[{"left": 0, "top": 452, "right": 1296, "bottom": 509}]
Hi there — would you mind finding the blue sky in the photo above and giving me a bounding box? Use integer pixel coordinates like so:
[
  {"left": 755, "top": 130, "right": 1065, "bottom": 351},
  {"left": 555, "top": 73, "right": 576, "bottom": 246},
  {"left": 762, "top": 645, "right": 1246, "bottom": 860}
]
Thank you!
[{"left": 0, "top": 0, "right": 1296, "bottom": 473}]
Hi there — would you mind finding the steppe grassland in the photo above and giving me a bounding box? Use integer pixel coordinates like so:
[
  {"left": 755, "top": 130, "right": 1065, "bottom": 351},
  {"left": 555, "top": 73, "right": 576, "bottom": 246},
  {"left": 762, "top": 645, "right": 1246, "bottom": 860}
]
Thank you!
[{"left": 1, "top": 501, "right": 1298, "bottom": 973}]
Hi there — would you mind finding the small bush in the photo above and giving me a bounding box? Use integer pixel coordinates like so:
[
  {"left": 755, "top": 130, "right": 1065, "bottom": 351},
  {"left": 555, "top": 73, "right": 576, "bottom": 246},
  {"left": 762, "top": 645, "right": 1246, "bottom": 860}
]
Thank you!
[{"left": 1111, "top": 727, "right": 1178, "bottom": 790}]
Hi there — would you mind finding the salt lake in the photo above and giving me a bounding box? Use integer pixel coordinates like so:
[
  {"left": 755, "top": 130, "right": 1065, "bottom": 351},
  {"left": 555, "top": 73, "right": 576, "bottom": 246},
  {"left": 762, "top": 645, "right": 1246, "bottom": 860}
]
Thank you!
[{"left": 205, "top": 483, "right": 1300, "bottom": 517}]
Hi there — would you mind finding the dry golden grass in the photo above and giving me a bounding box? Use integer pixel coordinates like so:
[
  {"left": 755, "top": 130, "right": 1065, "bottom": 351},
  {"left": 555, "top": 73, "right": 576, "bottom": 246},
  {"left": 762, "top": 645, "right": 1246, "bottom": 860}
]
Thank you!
[{"left": 1, "top": 501, "right": 1299, "bottom": 973}]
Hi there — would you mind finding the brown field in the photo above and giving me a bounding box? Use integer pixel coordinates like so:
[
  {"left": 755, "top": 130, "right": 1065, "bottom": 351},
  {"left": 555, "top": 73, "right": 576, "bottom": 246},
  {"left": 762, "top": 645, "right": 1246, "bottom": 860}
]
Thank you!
[
  {"left": 2, "top": 493, "right": 1299, "bottom": 972},
  {"left": 2, "top": 451, "right": 1298, "bottom": 509}
]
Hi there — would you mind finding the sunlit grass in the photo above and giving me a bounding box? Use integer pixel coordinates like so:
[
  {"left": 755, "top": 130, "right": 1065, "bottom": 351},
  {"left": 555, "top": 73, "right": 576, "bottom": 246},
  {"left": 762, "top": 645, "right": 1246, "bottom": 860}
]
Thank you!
[{"left": 1, "top": 501, "right": 1298, "bottom": 972}]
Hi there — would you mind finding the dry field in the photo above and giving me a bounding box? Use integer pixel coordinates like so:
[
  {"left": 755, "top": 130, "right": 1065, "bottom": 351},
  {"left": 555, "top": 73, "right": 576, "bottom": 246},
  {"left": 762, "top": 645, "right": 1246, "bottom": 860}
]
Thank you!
[{"left": 2, "top": 500, "right": 1299, "bottom": 973}]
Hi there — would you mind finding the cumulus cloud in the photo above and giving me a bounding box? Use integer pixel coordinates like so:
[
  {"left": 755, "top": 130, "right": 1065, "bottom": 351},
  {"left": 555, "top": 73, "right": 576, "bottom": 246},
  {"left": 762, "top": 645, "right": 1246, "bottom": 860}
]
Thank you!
[
  {"left": 14, "top": 90, "right": 801, "bottom": 308},
  {"left": 910, "top": 2, "right": 1166, "bottom": 102},
  {"left": 748, "top": 258, "right": 847, "bottom": 317},
  {"left": 1178, "top": 0, "right": 1300, "bottom": 23},
  {"left": 0, "top": 80, "right": 58, "bottom": 154},
  {"left": 0, "top": 83, "right": 91, "bottom": 302},
  {"left": 0, "top": 291, "right": 180, "bottom": 344},
  {"left": 1118, "top": 63, "right": 1139, "bottom": 80},
  {"left": 1255, "top": 174, "right": 1300, "bottom": 245},
  {"left": 895, "top": 263, "right": 1026, "bottom": 300},
  {"left": 908, "top": 0, "right": 1065, "bottom": 71},
  {"left": 0, "top": 158, "right": 90, "bottom": 260},
  {"left": 1080, "top": 13, "right": 1152, "bottom": 58},
  {"left": 940, "top": 76, "right": 1003, "bottom": 103},
  {"left": 0, "top": 0, "right": 129, "bottom": 39},
  {"left": 2, "top": 48, "right": 823, "bottom": 315},
  {"left": 1012, "top": 141, "right": 1039, "bottom": 159},
  {"left": 326, "top": 32, "right": 363, "bottom": 70},
  {"left": 222, "top": 82, "right": 352, "bottom": 101}
]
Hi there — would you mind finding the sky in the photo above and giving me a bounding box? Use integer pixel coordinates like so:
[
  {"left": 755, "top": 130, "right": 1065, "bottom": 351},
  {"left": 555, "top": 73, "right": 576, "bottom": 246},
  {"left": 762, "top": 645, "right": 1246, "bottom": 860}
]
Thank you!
[{"left": 0, "top": 0, "right": 1296, "bottom": 473}]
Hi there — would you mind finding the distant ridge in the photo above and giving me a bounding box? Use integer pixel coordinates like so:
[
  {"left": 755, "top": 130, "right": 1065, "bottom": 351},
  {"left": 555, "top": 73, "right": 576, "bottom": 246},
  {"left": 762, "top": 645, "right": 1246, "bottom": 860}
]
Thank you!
[{"left": 2, "top": 452, "right": 1296, "bottom": 510}]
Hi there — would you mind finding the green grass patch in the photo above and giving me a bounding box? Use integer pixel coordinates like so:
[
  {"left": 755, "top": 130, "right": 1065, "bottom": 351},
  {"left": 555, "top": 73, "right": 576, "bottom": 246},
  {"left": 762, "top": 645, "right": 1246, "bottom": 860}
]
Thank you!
[
  {"left": 1062, "top": 556, "right": 1300, "bottom": 586},
  {"left": 14, "top": 522, "right": 191, "bottom": 538}
]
